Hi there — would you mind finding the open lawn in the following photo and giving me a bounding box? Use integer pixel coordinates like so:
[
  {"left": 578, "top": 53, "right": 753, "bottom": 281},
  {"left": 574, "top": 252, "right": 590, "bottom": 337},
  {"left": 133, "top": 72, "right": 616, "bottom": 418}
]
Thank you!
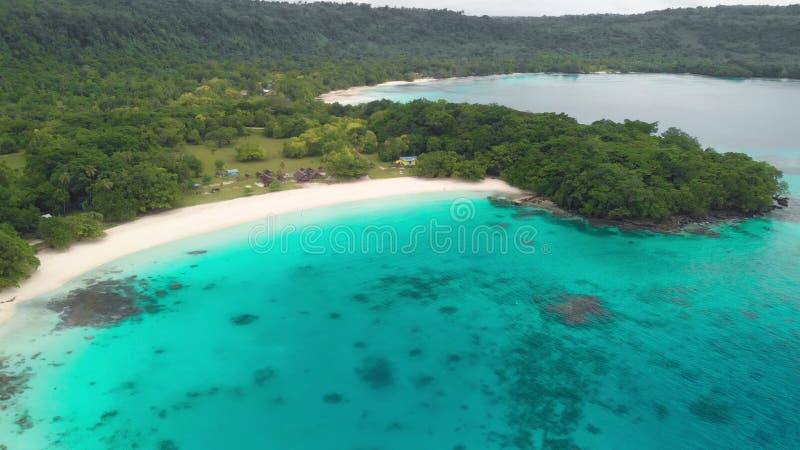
[
  {"left": 179, "top": 132, "right": 316, "bottom": 206},
  {"left": 184, "top": 133, "right": 323, "bottom": 178},
  {"left": 363, "top": 153, "right": 415, "bottom": 179},
  {"left": 0, "top": 152, "right": 25, "bottom": 170},
  {"left": 179, "top": 130, "right": 412, "bottom": 206},
  {"left": 0, "top": 136, "right": 411, "bottom": 209}
]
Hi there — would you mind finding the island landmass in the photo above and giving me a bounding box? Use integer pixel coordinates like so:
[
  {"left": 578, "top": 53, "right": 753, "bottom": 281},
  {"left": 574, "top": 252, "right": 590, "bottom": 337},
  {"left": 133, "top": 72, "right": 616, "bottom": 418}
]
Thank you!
[{"left": 0, "top": 0, "right": 792, "bottom": 289}]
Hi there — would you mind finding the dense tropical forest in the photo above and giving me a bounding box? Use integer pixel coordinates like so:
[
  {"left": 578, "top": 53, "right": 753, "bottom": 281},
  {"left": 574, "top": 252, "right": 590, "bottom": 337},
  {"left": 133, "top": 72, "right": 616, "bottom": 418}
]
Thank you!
[
  {"left": 351, "top": 100, "right": 783, "bottom": 219},
  {"left": 0, "top": 0, "right": 793, "bottom": 287},
  {"left": 3, "top": 1, "right": 800, "bottom": 78}
]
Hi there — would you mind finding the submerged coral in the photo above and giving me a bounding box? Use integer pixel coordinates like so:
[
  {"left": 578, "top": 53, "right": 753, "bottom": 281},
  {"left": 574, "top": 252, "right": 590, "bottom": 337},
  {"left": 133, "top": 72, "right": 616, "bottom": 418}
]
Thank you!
[
  {"left": 438, "top": 306, "right": 458, "bottom": 315},
  {"left": 379, "top": 271, "right": 456, "bottom": 304},
  {"left": 688, "top": 396, "right": 733, "bottom": 424},
  {"left": 545, "top": 294, "right": 610, "bottom": 326},
  {"left": 47, "top": 277, "right": 156, "bottom": 329},
  {"left": 230, "top": 314, "right": 259, "bottom": 326},
  {"left": 14, "top": 412, "right": 33, "bottom": 431},
  {"left": 356, "top": 357, "right": 394, "bottom": 389},
  {"left": 322, "top": 393, "right": 343, "bottom": 404},
  {"left": 351, "top": 293, "right": 370, "bottom": 303},
  {"left": 512, "top": 208, "right": 546, "bottom": 220},
  {"left": 158, "top": 439, "right": 179, "bottom": 450},
  {"left": 487, "top": 195, "right": 519, "bottom": 208},
  {"left": 0, "top": 358, "right": 30, "bottom": 403},
  {"left": 500, "top": 331, "right": 608, "bottom": 449},
  {"left": 253, "top": 367, "right": 275, "bottom": 386}
]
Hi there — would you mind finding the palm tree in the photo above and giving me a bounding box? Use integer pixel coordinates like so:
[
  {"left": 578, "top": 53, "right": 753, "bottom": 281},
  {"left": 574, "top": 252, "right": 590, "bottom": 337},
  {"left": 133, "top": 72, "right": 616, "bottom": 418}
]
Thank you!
[
  {"left": 96, "top": 178, "right": 114, "bottom": 191},
  {"left": 58, "top": 172, "right": 71, "bottom": 214},
  {"left": 84, "top": 166, "right": 98, "bottom": 206},
  {"left": 90, "top": 178, "right": 114, "bottom": 208},
  {"left": 84, "top": 166, "right": 97, "bottom": 181}
]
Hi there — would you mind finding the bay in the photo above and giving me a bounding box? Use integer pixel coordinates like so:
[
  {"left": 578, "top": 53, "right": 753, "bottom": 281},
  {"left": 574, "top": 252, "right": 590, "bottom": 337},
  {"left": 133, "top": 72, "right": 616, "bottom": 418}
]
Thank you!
[
  {"left": 1, "top": 194, "right": 799, "bottom": 449},
  {"left": 334, "top": 73, "right": 800, "bottom": 193}
]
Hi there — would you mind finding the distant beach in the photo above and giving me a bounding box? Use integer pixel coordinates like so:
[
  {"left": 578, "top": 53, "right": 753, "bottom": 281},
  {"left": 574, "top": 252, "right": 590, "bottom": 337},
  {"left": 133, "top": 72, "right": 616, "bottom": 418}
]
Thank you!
[
  {"left": 0, "top": 177, "right": 520, "bottom": 324},
  {"left": 317, "top": 72, "right": 618, "bottom": 105},
  {"left": 318, "top": 77, "right": 438, "bottom": 104}
]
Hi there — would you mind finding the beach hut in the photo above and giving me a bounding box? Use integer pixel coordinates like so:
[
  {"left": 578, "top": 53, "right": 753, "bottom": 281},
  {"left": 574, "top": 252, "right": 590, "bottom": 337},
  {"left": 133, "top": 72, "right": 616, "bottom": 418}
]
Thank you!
[{"left": 394, "top": 156, "right": 417, "bottom": 167}]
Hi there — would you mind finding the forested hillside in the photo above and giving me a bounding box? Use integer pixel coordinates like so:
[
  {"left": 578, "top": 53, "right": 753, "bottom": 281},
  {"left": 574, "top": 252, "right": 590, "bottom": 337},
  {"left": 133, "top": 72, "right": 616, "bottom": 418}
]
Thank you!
[
  {"left": 0, "top": 1, "right": 792, "bottom": 287},
  {"left": 342, "top": 100, "right": 784, "bottom": 220},
  {"left": 1, "top": 1, "right": 800, "bottom": 78}
]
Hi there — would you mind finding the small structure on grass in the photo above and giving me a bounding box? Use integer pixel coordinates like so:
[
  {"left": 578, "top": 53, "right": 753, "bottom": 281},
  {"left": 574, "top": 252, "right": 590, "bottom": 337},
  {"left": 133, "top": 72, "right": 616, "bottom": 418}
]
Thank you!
[
  {"left": 255, "top": 169, "right": 275, "bottom": 185},
  {"left": 293, "top": 167, "right": 325, "bottom": 182},
  {"left": 394, "top": 156, "right": 417, "bottom": 167}
]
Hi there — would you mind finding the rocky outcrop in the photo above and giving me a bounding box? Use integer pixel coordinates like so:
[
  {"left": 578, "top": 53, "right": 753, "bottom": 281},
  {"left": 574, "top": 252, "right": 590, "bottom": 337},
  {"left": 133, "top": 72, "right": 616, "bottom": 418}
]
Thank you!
[{"left": 511, "top": 193, "right": 771, "bottom": 234}]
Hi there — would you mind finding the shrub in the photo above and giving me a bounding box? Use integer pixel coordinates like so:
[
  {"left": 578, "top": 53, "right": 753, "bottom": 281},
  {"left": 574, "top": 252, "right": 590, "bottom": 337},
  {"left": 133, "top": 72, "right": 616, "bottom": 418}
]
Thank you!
[
  {"left": 378, "top": 136, "right": 409, "bottom": 162},
  {"left": 0, "top": 224, "right": 39, "bottom": 288},
  {"left": 235, "top": 142, "right": 265, "bottom": 162},
  {"left": 324, "top": 149, "right": 370, "bottom": 179},
  {"left": 453, "top": 160, "right": 487, "bottom": 180},
  {"left": 282, "top": 137, "right": 308, "bottom": 158},
  {"left": 416, "top": 151, "right": 462, "bottom": 178},
  {"left": 38, "top": 212, "right": 106, "bottom": 249}
]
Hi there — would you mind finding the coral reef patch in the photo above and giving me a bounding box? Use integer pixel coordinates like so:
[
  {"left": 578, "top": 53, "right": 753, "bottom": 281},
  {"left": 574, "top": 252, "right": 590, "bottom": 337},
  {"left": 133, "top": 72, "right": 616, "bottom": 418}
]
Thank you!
[
  {"left": 47, "top": 277, "right": 156, "bottom": 329},
  {"left": 356, "top": 357, "right": 394, "bottom": 389},
  {"left": 230, "top": 314, "right": 259, "bottom": 326},
  {"left": 544, "top": 294, "right": 610, "bottom": 326},
  {"left": 688, "top": 396, "right": 733, "bottom": 424}
]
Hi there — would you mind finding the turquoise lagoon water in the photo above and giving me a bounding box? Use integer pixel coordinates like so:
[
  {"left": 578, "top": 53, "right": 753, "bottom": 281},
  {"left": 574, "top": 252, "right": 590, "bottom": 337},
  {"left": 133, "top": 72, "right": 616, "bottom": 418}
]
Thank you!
[
  {"left": 343, "top": 73, "right": 800, "bottom": 194},
  {"left": 1, "top": 193, "right": 799, "bottom": 449}
]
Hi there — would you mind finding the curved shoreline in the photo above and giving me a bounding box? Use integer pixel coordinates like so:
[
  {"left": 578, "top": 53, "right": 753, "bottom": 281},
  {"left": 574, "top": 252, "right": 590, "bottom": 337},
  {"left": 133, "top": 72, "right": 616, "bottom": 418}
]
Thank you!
[
  {"left": 318, "top": 76, "right": 438, "bottom": 103},
  {"left": 318, "top": 72, "right": 800, "bottom": 105},
  {"left": 0, "top": 177, "right": 521, "bottom": 325}
]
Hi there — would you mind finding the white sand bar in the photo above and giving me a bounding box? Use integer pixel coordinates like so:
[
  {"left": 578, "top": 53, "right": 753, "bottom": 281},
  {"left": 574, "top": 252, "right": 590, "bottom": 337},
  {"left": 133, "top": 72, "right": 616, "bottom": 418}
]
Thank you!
[
  {"left": 317, "top": 77, "right": 436, "bottom": 104},
  {"left": 0, "top": 178, "right": 521, "bottom": 323}
]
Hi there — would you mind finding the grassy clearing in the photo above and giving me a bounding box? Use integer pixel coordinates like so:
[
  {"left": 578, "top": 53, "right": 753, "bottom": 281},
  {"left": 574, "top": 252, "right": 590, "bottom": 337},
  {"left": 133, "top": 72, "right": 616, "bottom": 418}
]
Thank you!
[
  {"left": 177, "top": 181, "right": 299, "bottom": 207},
  {"left": 0, "top": 152, "right": 26, "bottom": 170},
  {"left": 363, "top": 153, "right": 416, "bottom": 179},
  {"left": 179, "top": 130, "right": 412, "bottom": 205},
  {"left": 179, "top": 132, "right": 318, "bottom": 206},
  {"left": 0, "top": 135, "right": 411, "bottom": 209},
  {"left": 183, "top": 132, "right": 324, "bottom": 178}
]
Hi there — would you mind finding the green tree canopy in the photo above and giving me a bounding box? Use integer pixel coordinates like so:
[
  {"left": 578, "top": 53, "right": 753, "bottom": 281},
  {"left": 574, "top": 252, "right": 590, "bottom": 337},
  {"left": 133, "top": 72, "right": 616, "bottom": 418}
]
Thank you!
[
  {"left": 416, "top": 151, "right": 463, "bottom": 178},
  {"left": 324, "top": 149, "right": 370, "bottom": 179},
  {"left": 0, "top": 224, "right": 39, "bottom": 288},
  {"left": 235, "top": 143, "right": 266, "bottom": 162}
]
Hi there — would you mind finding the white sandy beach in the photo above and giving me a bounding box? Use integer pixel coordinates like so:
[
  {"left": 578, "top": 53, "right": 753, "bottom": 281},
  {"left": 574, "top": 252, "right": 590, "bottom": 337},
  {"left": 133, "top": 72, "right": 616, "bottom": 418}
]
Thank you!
[
  {"left": 317, "top": 77, "right": 437, "bottom": 104},
  {"left": 0, "top": 177, "right": 521, "bottom": 324},
  {"left": 318, "top": 72, "right": 635, "bottom": 105}
]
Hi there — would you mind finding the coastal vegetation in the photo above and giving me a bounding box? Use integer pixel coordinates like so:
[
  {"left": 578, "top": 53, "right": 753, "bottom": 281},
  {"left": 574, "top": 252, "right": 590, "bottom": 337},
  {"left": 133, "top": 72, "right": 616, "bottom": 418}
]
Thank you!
[
  {"left": 36, "top": 212, "right": 105, "bottom": 250},
  {"left": 2, "top": 1, "right": 799, "bottom": 79},
  {"left": 0, "top": 224, "right": 38, "bottom": 288},
  {"left": 0, "top": 0, "right": 792, "bottom": 286},
  {"left": 353, "top": 100, "right": 783, "bottom": 219}
]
